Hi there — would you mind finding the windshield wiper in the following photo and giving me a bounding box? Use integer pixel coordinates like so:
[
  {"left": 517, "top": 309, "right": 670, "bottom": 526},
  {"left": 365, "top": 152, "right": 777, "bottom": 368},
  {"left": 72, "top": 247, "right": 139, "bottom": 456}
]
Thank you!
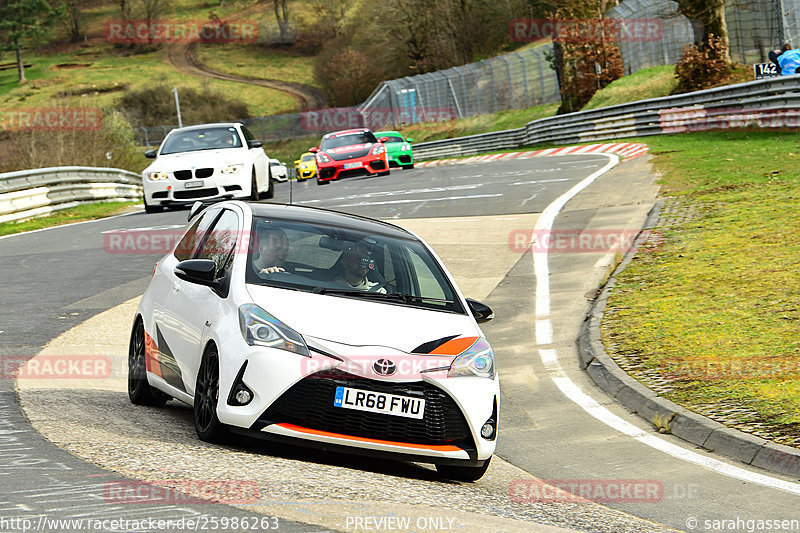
[{"left": 312, "top": 287, "right": 453, "bottom": 304}]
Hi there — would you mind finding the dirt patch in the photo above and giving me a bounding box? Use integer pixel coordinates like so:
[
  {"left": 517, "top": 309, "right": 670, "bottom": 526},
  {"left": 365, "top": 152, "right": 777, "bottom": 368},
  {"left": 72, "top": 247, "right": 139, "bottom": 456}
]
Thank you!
[{"left": 54, "top": 62, "right": 92, "bottom": 70}]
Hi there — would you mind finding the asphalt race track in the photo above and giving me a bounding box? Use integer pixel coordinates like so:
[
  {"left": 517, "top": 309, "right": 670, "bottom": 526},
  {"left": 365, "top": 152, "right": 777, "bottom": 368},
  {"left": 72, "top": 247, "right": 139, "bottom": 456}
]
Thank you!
[{"left": 1, "top": 155, "right": 799, "bottom": 532}]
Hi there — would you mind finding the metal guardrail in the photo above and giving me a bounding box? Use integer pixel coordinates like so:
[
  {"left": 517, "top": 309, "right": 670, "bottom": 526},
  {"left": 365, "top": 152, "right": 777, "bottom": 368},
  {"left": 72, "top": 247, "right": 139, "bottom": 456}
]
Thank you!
[
  {"left": 0, "top": 167, "right": 143, "bottom": 224},
  {"left": 413, "top": 75, "right": 800, "bottom": 160},
  {"left": 5, "top": 75, "right": 800, "bottom": 222}
]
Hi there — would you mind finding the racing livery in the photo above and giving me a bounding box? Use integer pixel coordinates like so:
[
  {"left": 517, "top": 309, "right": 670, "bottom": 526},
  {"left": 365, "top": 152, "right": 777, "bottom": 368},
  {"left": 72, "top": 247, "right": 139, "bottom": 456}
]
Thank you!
[{"left": 313, "top": 128, "right": 390, "bottom": 185}]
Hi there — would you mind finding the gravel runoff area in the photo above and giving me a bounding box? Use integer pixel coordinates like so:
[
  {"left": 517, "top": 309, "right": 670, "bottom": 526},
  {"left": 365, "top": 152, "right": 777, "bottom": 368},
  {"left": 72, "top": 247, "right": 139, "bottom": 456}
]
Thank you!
[{"left": 16, "top": 215, "right": 676, "bottom": 533}]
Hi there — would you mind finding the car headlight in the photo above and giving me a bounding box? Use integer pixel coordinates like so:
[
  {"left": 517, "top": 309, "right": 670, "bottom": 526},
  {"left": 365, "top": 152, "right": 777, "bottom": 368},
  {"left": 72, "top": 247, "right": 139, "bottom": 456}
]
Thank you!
[
  {"left": 147, "top": 172, "right": 168, "bottom": 181},
  {"left": 401, "top": 144, "right": 411, "bottom": 152},
  {"left": 221, "top": 164, "right": 244, "bottom": 174},
  {"left": 316, "top": 152, "right": 330, "bottom": 163},
  {"left": 371, "top": 144, "right": 385, "bottom": 155},
  {"left": 448, "top": 337, "right": 495, "bottom": 379},
  {"left": 238, "top": 303, "right": 310, "bottom": 357}
]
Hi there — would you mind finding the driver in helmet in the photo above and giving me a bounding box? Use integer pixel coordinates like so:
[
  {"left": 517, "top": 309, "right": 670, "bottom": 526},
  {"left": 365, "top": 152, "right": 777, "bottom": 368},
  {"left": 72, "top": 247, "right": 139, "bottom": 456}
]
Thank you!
[{"left": 334, "top": 239, "right": 386, "bottom": 293}]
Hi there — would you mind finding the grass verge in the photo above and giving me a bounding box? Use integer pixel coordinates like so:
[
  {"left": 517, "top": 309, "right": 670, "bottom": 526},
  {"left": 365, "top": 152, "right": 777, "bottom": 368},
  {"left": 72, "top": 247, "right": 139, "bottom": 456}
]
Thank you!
[
  {"left": 601, "top": 129, "right": 800, "bottom": 446},
  {"left": 0, "top": 201, "right": 139, "bottom": 237}
]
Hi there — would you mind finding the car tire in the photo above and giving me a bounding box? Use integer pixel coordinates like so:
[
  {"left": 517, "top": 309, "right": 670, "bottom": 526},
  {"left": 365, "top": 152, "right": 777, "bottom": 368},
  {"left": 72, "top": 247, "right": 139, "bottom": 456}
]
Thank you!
[
  {"left": 143, "top": 197, "right": 162, "bottom": 214},
  {"left": 402, "top": 164, "right": 414, "bottom": 170},
  {"left": 435, "top": 457, "right": 491, "bottom": 482},
  {"left": 260, "top": 169, "right": 275, "bottom": 199},
  {"left": 128, "top": 318, "right": 170, "bottom": 406},
  {"left": 249, "top": 171, "right": 259, "bottom": 201},
  {"left": 194, "top": 345, "right": 227, "bottom": 442}
]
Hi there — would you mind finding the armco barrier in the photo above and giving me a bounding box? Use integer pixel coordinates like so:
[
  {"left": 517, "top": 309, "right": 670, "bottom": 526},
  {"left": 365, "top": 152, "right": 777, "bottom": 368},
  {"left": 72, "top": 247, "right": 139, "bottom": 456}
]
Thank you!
[
  {"left": 413, "top": 75, "right": 800, "bottom": 161},
  {"left": 0, "top": 167, "right": 142, "bottom": 224}
]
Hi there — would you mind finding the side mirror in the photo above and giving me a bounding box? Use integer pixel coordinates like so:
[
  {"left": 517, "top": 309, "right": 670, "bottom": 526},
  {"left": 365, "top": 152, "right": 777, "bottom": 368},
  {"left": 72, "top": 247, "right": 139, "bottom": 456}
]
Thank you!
[
  {"left": 144, "top": 149, "right": 157, "bottom": 159},
  {"left": 309, "top": 147, "right": 318, "bottom": 153},
  {"left": 248, "top": 139, "right": 263, "bottom": 148},
  {"left": 406, "top": 138, "right": 413, "bottom": 143},
  {"left": 174, "top": 259, "right": 218, "bottom": 287},
  {"left": 465, "top": 298, "right": 494, "bottom": 323},
  {"left": 379, "top": 136, "right": 389, "bottom": 143}
]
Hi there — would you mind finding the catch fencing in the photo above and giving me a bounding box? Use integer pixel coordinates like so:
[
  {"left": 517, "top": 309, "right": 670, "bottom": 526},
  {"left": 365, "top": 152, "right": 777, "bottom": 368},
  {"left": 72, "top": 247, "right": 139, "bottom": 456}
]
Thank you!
[{"left": 608, "top": 0, "right": 800, "bottom": 74}]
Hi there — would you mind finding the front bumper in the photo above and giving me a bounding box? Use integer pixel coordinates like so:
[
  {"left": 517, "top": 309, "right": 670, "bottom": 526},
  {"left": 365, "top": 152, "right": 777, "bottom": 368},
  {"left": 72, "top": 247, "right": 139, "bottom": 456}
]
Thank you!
[
  {"left": 143, "top": 174, "right": 250, "bottom": 206},
  {"left": 216, "top": 348, "right": 498, "bottom": 463},
  {"left": 388, "top": 152, "right": 414, "bottom": 167},
  {"left": 317, "top": 157, "right": 388, "bottom": 182}
]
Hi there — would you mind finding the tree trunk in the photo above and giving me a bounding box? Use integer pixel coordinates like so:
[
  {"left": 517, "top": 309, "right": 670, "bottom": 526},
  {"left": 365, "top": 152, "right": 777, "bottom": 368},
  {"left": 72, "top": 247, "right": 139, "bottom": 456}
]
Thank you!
[{"left": 16, "top": 46, "right": 25, "bottom": 84}]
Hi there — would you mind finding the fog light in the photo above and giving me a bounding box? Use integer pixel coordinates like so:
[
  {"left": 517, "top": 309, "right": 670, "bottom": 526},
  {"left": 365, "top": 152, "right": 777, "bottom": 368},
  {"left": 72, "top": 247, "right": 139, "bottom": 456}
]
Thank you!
[
  {"left": 481, "top": 420, "right": 495, "bottom": 439},
  {"left": 235, "top": 389, "right": 252, "bottom": 405}
]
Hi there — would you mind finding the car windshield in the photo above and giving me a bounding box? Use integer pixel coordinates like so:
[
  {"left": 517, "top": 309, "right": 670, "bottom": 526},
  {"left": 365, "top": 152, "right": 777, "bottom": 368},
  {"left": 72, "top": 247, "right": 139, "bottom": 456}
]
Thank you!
[
  {"left": 270, "top": 161, "right": 282, "bottom": 166},
  {"left": 160, "top": 127, "right": 243, "bottom": 155},
  {"left": 377, "top": 133, "right": 405, "bottom": 143},
  {"left": 320, "top": 131, "right": 377, "bottom": 150},
  {"left": 246, "top": 216, "right": 464, "bottom": 314},
  {"left": 301, "top": 155, "right": 315, "bottom": 162}
]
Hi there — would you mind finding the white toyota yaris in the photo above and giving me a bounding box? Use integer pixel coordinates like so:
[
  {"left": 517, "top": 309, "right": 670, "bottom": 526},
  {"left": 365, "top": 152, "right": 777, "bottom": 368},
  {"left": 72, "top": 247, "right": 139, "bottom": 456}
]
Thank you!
[
  {"left": 129, "top": 201, "right": 499, "bottom": 481},
  {"left": 141, "top": 123, "right": 274, "bottom": 214}
]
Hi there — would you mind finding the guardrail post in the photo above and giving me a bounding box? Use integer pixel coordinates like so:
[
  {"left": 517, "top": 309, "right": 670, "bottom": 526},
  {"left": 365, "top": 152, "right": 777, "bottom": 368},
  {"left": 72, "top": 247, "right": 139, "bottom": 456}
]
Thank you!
[
  {"left": 513, "top": 52, "right": 530, "bottom": 109},
  {"left": 481, "top": 60, "right": 498, "bottom": 113}
]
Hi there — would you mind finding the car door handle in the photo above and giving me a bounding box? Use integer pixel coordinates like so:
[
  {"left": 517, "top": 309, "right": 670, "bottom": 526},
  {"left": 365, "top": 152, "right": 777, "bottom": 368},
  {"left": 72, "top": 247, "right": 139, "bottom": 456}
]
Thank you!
[{"left": 172, "top": 282, "right": 180, "bottom": 294}]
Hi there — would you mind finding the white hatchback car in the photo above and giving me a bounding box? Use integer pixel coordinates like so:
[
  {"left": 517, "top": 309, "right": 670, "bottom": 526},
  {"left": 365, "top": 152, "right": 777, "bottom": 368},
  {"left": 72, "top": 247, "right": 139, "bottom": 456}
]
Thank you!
[
  {"left": 269, "top": 159, "right": 288, "bottom": 182},
  {"left": 129, "top": 201, "right": 499, "bottom": 481},
  {"left": 141, "top": 123, "right": 274, "bottom": 213}
]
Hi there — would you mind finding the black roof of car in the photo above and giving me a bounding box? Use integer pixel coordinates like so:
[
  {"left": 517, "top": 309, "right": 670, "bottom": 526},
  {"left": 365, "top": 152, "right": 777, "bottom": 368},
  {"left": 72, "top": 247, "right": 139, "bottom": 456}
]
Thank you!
[{"left": 247, "top": 202, "right": 416, "bottom": 240}]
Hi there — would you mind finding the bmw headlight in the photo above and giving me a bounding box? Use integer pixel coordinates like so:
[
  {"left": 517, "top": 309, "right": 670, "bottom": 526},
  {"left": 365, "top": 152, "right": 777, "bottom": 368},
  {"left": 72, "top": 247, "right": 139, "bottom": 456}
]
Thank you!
[
  {"left": 238, "top": 303, "right": 310, "bottom": 357},
  {"left": 371, "top": 144, "right": 385, "bottom": 155},
  {"left": 221, "top": 164, "right": 244, "bottom": 174},
  {"left": 448, "top": 337, "right": 495, "bottom": 378},
  {"left": 147, "top": 171, "right": 168, "bottom": 181},
  {"left": 316, "top": 152, "right": 330, "bottom": 163}
]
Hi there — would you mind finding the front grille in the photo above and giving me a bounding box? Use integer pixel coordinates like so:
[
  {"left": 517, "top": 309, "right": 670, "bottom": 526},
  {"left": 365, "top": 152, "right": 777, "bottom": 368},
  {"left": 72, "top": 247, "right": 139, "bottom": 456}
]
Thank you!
[
  {"left": 223, "top": 185, "right": 242, "bottom": 192},
  {"left": 398, "top": 155, "right": 411, "bottom": 164},
  {"left": 173, "top": 188, "right": 218, "bottom": 200},
  {"left": 256, "top": 369, "right": 472, "bottom": 447},
  {"left": 328, "top": 147, "right": 371, "bottom": 161},
  {"left": 196, "top": 168, "right": 213, "bottom": 179},
  {"left": 152, "top": 191, "right": 168, "bottom": 199},
  {"left": 320, "top": 167, "right": 336, "bottom": 180},
  {"left": 174, "top": 170, "right": 192, "bottom": 180},
  {"left": 369, "top": 160, "right": 387, "bottom": 170}
]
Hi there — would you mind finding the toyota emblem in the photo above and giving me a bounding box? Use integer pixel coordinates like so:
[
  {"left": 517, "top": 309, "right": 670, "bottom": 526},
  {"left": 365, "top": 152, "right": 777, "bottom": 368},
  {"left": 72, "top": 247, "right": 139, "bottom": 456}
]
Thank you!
[{"left": 372, "top": 358, "right": 397, "bottom": 376}]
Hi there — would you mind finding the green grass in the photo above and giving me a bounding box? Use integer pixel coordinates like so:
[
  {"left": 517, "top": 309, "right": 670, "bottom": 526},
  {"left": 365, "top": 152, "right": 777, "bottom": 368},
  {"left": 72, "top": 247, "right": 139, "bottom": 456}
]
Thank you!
[
  {"left": 0, "top": 201, "right": 139, "bottom": 237},
  {"left": 195, "top": 43, "right": 319, "bottom": 87},
  {"left": 584, "top": 65, "right": 677, "bottom": 110},
  {"left": 602, "top": 130, "right": 800, "bottom": 444}
]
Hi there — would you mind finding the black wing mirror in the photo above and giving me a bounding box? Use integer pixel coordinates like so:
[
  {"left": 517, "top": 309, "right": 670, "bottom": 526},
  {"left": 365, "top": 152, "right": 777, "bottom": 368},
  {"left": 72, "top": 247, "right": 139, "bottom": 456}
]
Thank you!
[
  {"left": 175, "top": 259, "right": 218, "bottom": 287},
  {"left": 248, "top": 139, "right": 263, "bottom": 148},
  {"left": 466, "top": 298, "right": 494, "bottom": 323},
  {"left": 144, "top": 149, "right": 157, "bottom": 159}
]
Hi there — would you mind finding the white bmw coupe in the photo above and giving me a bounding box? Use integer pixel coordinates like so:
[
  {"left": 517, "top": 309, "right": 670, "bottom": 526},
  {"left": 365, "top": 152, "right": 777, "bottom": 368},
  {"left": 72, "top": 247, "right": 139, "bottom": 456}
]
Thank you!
[
  {"left": 129, "top": 201, "right": 499, "bottom": 481},
  {"left": 141, "top": 123, "right": 274, "bottom": 214}
]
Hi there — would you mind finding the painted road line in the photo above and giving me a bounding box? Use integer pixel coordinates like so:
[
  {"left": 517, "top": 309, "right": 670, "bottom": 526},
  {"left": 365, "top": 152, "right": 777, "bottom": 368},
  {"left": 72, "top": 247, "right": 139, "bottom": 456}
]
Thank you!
[{"left": 532, "top": 153, "right": 800, "bottom": 496}]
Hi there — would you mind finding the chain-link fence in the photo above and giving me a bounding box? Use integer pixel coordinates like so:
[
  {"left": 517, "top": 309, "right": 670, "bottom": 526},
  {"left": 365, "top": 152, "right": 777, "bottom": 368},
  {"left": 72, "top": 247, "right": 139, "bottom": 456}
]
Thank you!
[
  {"left": 135, "top": 0, "right": 800, "bottom": 147},
  {"left": 135, "top": 46, "right": 560, "bottom": 147},
  {"left": 608, "top": 0, "right": 800, "bottom": 74}
]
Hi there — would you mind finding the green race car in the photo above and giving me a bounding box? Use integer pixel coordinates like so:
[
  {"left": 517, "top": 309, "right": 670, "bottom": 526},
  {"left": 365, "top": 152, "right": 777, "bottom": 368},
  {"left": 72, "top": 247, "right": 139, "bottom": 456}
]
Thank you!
[{"left": 375, "top": 130, "right": 414, "bottom": 170}]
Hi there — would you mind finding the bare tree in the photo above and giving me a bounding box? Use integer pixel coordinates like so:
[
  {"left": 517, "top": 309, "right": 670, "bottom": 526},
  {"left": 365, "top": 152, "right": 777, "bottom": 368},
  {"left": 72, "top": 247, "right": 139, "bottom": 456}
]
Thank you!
[
  {"left": 676, "top": 0, "right": 730, "bottom": 62},
  {"left": 62, "top": 0, "right": 83, "bottom": 42},
  {"left": 273, "top": 0, "right": 290, "bottom": 43}
]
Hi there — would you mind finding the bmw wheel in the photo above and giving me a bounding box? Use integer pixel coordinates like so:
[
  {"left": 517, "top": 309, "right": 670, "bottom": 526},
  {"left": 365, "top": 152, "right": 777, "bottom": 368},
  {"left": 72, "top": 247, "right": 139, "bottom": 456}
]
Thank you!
[
  {"left": 128, "top": 318, "right": 169, "bottom": 406},
  {"left": 435, "top": 457, "right": 491, "bottom": 482},
  {"left": 194, "top": 345, "right": 227, "bottom": 442},
  {"left": 143, "top": 197, "right": 163, "bottom": 214},
  {"left": 260, "top": 169, "right": 275, "bottom": 199},
  {"left": 250, "top": 171, "right": 259, "bottom": 201}
]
